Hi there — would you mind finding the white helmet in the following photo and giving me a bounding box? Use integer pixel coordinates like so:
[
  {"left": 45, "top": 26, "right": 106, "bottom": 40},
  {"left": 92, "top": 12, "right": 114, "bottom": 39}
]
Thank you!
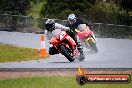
[
  {"left": 45, "top": 19, "right": 55, "bottom": 31},
  {"left": 68, "top": 14, "right": 76, "bottom": 24},
  {"left": 46, "top": 19, "right": 55, "bottom": 24}
]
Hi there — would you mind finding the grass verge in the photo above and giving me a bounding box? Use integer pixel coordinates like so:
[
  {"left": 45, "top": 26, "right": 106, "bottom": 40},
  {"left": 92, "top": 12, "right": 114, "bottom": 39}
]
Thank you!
[
  {"left": 0, "top": 76, "right": 131, "bottom": 88},
  {"left": 0, "top": 44, "right": 47, "bottom": 62}
]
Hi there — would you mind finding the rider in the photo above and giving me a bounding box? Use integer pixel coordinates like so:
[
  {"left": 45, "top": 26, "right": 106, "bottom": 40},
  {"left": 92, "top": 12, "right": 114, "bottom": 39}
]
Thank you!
[
  {"left": 65, "top": 14, "right": 92, "bottom": 52},
  {"left": 45, "top": 14, "right": 91, "bottom": 54},
  {"left": 45, "top": 19, "right": 69, "bottom": 39},
  {"left": 45, "top": 19, "right": 70, "bottom": 55}
]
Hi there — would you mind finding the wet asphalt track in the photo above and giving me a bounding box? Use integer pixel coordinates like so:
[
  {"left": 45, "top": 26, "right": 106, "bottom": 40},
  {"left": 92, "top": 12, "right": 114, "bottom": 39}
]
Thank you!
[{"left": 0, "top": 31, "right": 132, "bottom": 68}]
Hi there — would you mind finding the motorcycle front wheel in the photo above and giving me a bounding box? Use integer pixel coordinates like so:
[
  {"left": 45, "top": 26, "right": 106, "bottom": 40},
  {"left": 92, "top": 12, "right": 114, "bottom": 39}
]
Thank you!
[
  {"left": 60, "top": 45, "right": 75, "bottom": 62},
  {"left": 85, "top": 37, "right": 98, "bottom": 53}
]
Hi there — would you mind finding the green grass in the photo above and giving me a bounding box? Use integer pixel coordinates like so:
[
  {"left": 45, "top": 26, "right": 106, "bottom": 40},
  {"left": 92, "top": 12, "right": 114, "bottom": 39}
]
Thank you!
[
  {"left": 0, "top": 44, "right": 42, "bottom": 62},
  {"left": 0, "top": 76, "right": 131, "bottom": 88},
  {"left": 29, "top": 1, "right": 46, "bottom": 17}
]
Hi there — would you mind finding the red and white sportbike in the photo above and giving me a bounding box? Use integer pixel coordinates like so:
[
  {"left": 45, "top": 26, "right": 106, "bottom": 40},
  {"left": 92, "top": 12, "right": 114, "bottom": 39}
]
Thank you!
[
  {"left": 49, "top": 30, "right": 85, "bottom": 62},
  {"left": 75, "top": 24, "right": 98, "bottom": 53}
]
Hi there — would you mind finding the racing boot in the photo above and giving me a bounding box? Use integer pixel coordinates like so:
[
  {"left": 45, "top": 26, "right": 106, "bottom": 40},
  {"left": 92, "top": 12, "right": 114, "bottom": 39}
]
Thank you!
[
  {"left": 77, "top": 41, "right": 83, "bottom": 53},
  {"left": 76, "top": 41, "right": 85, "bottom": 61},
  {"left": 49, "top": 46, "right": 59, "bottom": 55}
]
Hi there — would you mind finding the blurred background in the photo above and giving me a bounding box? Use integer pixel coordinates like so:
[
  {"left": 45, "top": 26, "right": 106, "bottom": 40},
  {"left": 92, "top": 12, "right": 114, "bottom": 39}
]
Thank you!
[{"left": 0, "top": 0, "right": 132, "bottom": 38}]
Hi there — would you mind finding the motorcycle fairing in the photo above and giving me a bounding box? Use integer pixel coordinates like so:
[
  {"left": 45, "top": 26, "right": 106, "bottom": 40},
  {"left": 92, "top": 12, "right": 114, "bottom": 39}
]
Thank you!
[
  {"left": 50, "top": 31, "right": 76, "bottom": 52},
  {"left": 50, "top": 36, "right": 59, "bottom": 45}
]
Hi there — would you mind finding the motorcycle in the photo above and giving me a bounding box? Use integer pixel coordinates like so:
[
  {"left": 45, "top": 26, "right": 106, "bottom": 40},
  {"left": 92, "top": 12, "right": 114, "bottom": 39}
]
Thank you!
[
  {"left": 75, "top": 24, "right": 98, "bottom": 53},
  {"left": 49, "top": 30, "right": 85, "bottom": 62}
]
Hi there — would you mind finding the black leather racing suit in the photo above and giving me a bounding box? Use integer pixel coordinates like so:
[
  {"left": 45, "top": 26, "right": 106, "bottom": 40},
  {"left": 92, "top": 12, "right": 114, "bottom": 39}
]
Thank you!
[{"left": 66, "top": 18, "right": 90, "bottom": 52}]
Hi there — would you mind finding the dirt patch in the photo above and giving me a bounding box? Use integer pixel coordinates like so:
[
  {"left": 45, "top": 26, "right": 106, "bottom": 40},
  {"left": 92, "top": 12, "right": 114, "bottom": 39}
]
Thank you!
[
  {"left": 0, "top": 70, "right": 132, "bottom": 80},
  {"left": 0, "top": 71, "right": 76, "bottom": 80}
]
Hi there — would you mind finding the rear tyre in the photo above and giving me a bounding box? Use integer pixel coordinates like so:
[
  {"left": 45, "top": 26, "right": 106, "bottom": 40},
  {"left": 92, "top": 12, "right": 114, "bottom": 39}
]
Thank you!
[{"left": 60, "top": 45, "right": 75, "bottom": 62}]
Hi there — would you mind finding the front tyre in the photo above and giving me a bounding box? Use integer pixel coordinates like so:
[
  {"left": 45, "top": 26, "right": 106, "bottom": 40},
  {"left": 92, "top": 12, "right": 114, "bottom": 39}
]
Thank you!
[
  {"left": 60, "top": 45, "right": 75, "bottom": 62},
  {"left": 85, "top": 37, "right": 98, "bottom": 53},
  {"left": 89, "top": 39, "right": 98, "bottom": 53}
]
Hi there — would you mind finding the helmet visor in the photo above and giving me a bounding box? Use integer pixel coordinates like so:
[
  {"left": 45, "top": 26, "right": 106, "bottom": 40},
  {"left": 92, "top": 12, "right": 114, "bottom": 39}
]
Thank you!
[
  {"left": 46, "top": 24, "right": 53, "bottom": 31},
  {"left": 68, "top": 19, "right": 75, "bottom": 24}
]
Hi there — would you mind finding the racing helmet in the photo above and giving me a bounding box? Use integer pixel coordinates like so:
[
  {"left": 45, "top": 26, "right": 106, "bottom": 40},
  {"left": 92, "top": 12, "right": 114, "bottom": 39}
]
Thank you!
[
  {"left": 45, "top": 19, "right": 55, "bottom": 31},
  {"left": 68, "top": 14, "right": 76, "bottom": 24}
]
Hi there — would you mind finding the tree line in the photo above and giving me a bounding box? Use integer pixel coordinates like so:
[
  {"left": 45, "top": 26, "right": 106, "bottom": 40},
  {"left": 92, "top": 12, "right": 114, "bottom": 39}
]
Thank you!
[{"left": 0, "top": 0, "right": 131, "bottom": 25}]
